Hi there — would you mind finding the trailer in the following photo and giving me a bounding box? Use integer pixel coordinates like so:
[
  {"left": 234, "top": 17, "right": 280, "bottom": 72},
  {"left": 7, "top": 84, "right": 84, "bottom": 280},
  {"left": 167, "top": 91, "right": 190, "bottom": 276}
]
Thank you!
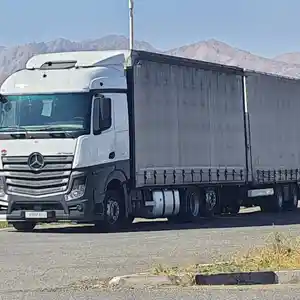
[
  {"left": 0, "top": 50, "right": 298, "bottom": 232},
  {"left": 244, "top": 71, "right": 300, "bottom": 212}
]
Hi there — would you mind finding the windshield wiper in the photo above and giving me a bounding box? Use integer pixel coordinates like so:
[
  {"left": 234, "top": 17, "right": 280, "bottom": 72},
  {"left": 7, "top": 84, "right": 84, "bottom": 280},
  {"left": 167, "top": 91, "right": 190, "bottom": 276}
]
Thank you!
[
  {"left": 0, "top": 126, "right": 28, "bottom": 132},
  {"left": 35, "top": 126, "right": 81, "bottom": 131},
  {"left": 0, "top": 126, "right": 82, "bottom": 138},
  {"left": 0, "top": 126, "right": 29, "bottom": 138},
  {"left": 33, "top": 126, "right": 80, "bottom": 138}
]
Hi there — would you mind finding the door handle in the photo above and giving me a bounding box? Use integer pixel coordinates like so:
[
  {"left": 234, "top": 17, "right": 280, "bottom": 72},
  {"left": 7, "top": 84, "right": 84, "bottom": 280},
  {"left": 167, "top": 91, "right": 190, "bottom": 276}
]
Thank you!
[{"left": 109, "top": 152, "right": 115, "bottom": 159}]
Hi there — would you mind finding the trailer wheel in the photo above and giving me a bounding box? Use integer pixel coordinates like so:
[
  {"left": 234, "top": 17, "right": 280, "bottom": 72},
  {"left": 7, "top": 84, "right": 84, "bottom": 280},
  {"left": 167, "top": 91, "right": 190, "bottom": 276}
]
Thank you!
[
  {"left": 167, "top": 190, "right": 190, "bottom": 224},
  {"left": 272, "top": 186, "right": 284, "bottom": 213},
  {"left": 286, "top": 184, "right": 299, "bottom": 211},
  {"left": 11, "top": 222, "right": 36, "bottom": 232},
  {"left": 200, "top": 188, "right": 218, "bottom": 218},
  {"left": 95, "top": 189, "right": 128, "bottom": 232},
  {"left": 184, "top": 187, "right": 203, "bottom": 222},
  {"left": 260, "top": 186, "right": 284, "bottom": 213}
]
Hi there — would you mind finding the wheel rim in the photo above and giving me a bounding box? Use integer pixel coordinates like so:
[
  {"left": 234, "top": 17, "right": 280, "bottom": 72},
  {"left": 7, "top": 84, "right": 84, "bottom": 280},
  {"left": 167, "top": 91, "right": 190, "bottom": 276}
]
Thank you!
[
  {"left": 277, "top": 190, "right": 283, "bottom": 207},
  {"left": 106, "top": 200, "right": 120, "bottom": 224},
  {"left": 189, "top": 192, "right": 200, "bottom": 217},
  {"left": 206, "top": 190, "right": 217, "bottom": 211},
  {"left": 293, "top": 188, "right": 298, "bottom": 207}
]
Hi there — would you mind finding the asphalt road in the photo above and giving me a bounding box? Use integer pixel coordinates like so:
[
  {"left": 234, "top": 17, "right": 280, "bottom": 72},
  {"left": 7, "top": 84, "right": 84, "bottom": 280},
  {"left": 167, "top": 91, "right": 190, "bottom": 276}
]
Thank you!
[{"left": 2, "top": 207, "right": 300, "bottom": 298}]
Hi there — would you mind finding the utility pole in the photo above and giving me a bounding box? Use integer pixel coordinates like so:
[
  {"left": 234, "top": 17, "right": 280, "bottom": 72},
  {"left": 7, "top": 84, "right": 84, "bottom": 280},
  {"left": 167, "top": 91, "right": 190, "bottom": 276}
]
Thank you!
[{"left": 129, "top": 0, "right": 134, "bottom": 51}]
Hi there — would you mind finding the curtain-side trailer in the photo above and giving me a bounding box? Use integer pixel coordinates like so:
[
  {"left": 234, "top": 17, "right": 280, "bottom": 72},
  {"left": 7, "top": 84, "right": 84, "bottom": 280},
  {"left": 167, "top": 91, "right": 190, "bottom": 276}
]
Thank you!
[{"left": 0, "top": 50, "right": 298, "bottom": 232}]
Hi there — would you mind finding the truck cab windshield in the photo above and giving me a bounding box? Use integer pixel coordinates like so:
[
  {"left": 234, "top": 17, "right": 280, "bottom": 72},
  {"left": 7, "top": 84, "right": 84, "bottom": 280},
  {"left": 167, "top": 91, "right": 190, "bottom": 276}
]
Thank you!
[{"left": 0, "top": 93, "right": 92, "bottom": 136}]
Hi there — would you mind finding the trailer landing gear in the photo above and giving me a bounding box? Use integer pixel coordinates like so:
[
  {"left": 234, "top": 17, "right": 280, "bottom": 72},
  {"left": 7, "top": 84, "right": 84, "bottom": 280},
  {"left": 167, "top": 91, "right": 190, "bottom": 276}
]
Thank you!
[{"left": 218, "top": 187, "right": 241, "bottom": 216}]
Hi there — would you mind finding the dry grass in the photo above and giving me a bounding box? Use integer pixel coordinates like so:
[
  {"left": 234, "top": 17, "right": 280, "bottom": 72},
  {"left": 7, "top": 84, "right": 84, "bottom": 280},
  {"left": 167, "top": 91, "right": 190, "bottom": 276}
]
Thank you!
[
  {"left": 152, "top": 232, "right": 300, "bottom": 285},
  {"left": 0, "top": 221, "right": 8, "bottom": 229}
]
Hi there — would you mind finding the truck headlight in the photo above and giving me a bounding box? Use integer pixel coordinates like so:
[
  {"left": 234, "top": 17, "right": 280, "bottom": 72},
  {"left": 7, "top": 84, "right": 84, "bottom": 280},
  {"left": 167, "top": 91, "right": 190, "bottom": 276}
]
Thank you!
[{"left": 65, "top": 177, "right": 86, "bottom": 201}]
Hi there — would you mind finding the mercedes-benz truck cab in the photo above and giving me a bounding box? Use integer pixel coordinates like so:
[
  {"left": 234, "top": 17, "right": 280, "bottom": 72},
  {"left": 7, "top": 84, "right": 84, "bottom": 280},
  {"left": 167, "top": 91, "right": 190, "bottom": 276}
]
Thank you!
[{"left": 0, "top": 50, "right": 131, "bottom": 231}]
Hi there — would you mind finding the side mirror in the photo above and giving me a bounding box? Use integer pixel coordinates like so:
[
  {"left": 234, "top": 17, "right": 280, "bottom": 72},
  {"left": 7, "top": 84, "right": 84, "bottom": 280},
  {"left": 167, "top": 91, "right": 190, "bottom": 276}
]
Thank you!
[
  {"left": 4, "top": 102, "right": 12, "bottom": 112},
  {"left": 0, "top": 94, "right": 11, "bottom": 112},
  {"left": 0, "top": 94, "right": 8, "bottom": 104}
]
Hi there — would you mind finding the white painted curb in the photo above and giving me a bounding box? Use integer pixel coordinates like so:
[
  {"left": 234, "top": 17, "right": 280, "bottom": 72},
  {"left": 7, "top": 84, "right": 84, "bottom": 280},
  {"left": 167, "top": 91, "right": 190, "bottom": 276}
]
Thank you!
[{"left": 108, "top": 273, "right": 174, "bottom": 287}]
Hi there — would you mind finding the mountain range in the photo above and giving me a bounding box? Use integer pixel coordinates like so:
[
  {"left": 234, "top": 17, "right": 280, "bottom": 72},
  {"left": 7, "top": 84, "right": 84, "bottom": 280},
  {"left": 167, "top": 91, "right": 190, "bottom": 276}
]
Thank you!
[{"left": 1, "top": 34, "right": 300, "bottom": 84}]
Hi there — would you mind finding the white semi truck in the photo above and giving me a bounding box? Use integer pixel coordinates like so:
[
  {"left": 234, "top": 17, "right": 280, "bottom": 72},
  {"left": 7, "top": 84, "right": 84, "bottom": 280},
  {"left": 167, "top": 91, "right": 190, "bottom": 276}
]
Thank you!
[{"left": 0, "top": 50, "right": 299, "bottom": 232}]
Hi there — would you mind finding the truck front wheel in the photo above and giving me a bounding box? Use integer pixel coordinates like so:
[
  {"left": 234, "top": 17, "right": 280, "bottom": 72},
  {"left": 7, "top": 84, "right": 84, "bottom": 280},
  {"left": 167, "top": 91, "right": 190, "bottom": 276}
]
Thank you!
[
  {"left": 95, "top": 189, "right": 129, "bottom": 232},
  {"left": 11, "top": 222, "right": 36, "bottom": 232}
]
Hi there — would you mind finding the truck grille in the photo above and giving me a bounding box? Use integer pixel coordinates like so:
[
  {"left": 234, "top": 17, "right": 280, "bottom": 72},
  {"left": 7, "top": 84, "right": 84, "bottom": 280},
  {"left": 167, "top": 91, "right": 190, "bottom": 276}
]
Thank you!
[{"left": 2, "top": 155, "right": 73, "bottom": 196}]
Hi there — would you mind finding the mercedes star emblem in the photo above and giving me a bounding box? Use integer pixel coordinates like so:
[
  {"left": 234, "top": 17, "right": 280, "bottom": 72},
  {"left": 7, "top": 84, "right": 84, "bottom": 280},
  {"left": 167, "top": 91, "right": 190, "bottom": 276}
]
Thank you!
[{"left": 28, "top": 152, "right": 45, "bottom": 171}]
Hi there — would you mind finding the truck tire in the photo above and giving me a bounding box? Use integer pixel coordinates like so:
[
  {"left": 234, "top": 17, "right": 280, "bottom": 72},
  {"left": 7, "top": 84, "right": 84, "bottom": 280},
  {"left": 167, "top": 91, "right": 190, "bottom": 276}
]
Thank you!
[
  {"left": 167, "top": 190, "right": 188, "bottom": 224},
  {"left": 285, "top": 184, "right": 298, "bottom": 211},
  {"left": 11, "top": 222, "right": 36, "bottom": 232},
  {"left": 260, "top": 186, "right": 284, "bottom": 213},
  {"left": 185, "top": 187, "right": 203, "bottom": 222},
  {"left": 95, "top": 189, "right": 128, "bottom": 232},
  {"left": 168, "top": 187, "right": 218, "bottom": 224}
]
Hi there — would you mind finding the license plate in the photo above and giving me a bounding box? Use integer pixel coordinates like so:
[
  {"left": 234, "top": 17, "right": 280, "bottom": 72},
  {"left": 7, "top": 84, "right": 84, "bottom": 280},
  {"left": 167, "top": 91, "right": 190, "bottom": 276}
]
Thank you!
[{"left": 25, "top": 211, "right": 48, "bottom": 219}]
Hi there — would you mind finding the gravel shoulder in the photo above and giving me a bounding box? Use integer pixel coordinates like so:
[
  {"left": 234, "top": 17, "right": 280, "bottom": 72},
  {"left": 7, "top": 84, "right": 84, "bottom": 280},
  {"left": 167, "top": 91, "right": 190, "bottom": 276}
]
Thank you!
[{"left": 3, "top": 285, "right": 300, "bottom": 300}]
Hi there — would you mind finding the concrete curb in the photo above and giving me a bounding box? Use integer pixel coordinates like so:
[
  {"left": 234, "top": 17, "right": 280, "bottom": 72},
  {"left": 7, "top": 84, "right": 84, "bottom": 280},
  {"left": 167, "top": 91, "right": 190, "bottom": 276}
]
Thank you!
[
  {"left": 0, "top": 222, "right": 81, "bottom": 232},
  {"left": 0, "top": 226, "right": 10, "bottom": 231},
  {"left": 108, "top": 273, "right": 174, "bottom": 287},
  {"left": 275, "top": 270, "right": 300, "bottom": 284},
  {"left": 108, "top": 270, "right": 300, "bottom": 288}
]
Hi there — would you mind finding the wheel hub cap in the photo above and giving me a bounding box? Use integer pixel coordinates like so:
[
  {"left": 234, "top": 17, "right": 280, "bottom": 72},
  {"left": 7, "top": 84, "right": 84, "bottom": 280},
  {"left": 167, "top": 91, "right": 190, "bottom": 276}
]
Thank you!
[
  {"left": 206, "top": 190, "right": 217, "bottom": 211},
  {"left": 107, "top": 200, "right": 120, "bottom": 224}
]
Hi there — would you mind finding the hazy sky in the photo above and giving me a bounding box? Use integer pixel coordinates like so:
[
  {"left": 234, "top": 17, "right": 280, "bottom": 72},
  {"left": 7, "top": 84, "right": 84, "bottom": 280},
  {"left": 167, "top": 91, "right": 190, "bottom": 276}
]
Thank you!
[{"left": 0, "top": 0, "right": 298, "bottom": 57}]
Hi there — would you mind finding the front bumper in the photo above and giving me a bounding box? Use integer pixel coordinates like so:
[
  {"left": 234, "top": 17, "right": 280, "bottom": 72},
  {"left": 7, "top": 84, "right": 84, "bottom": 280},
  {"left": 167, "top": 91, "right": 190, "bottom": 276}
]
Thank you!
[
  {"left": 0, "top": 200, "right": 8, "bottom": 212},
  {"left": 6, "top": 194, "right": 94, "bottom": 223}
]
